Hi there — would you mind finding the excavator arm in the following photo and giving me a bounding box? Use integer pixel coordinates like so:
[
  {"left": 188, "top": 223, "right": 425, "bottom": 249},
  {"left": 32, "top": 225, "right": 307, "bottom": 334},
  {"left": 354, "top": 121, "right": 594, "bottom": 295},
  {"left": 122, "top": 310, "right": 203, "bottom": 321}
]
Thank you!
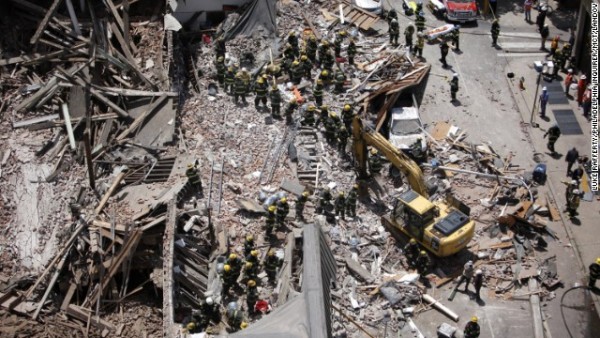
[{"left": 352, "top": 116, "right": 429, "bottom": 197}]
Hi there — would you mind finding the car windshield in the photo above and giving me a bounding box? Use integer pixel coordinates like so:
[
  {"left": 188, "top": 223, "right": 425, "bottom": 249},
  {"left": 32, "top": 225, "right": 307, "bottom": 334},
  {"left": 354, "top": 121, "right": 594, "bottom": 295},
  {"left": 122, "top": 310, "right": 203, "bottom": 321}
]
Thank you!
[{"left": 391, "top": 118, "right": 421, "bottom": 136}]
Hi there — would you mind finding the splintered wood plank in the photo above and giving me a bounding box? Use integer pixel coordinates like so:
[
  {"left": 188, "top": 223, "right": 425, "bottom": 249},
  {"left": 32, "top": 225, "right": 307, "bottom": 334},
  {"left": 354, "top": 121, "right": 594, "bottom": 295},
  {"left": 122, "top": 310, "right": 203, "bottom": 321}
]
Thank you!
[{"left": 30, "top": 0, "right": 64, "bottom": 45}]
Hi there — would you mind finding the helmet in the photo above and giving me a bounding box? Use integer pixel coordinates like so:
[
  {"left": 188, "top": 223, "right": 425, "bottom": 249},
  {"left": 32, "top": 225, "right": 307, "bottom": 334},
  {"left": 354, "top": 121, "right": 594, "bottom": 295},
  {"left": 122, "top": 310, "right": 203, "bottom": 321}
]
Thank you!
[
  {"left": 229, "top": 253, "right": 238, "bottom": 260},
  {"left": 308, "top": 105, "right": 316, "bottom": 112},
  {"left": 262, "top": 74, "right": 269, "bottom": 79},
  {"left": 272, "top": 85, "right": 278, "bottom": 91},
  {"left": 290, "top": 31, "right": 296, "bottom": 36},
  {"left": 240, "top": 322, "right": 248, "bottom": 329},
  {"left": 581, "top": 75, "right": 587, "bottom": 80},
  {"left": 206, "top": 297, "right": 214, "bottom": 305},
  {"left": 572, "top": 189, "right": 580, "bottom": 195},
  {"left": 187, "top": 163, "right": 194, "bottom": 169},
  {"left": 268, "top": 205, "right": 276, "bottom": 212},
  {"left": 330, "top": 112, "right": 337, "bottom": 118},
  {"left": 370, "top": 148, "right": 378, "bottom": 155},
  {"left": 419, "top": 11, "right": 424, "bottom": 16},
  {"left": 568, "top": 68, "right": 573, "bottom": 73},
  {"left": 420, "top": 250, "right": 427, "bottom": 255},
  {"left": 391, "top": 19, "right": 398, "bottom": 24},
  {"left": 453, "top": 73, "right": 458, "bottom": 78},
  {"left": 317, "top": 79, "right": 323, "bottom": 85},
  {"left": 241, "top": 67, "right": 247, "bottom": 72},
  {"left": 353, "top": 184, "right": 358, "bottom": 190},
  {"left": 339, "top": 192, "right": 344, "bottom": 196},
  {"left": 289, "top": 98, "right": 296, "bottom": 104},
  {"left": 542, "top": 86, "right": 547, "bottom": 91},
  {"left": 467, "top": 260, "right": 473, "bottom": 266},
  {"left": 475, "top": 269, "right": 483, "bottom": 275},
  {"left": 187, "top": 322, "right": 196, "bottom": 331},
  {"left": 268, "top": 249, "right": 275, "bottom": 257},
  {"left": 246, "top": 234, "right": 254, "bottom": 242},
  {"left": 247, "top": 279, "right": 256, "bottom": 287},
  {"left": 280, "top": 197, "right": 288, "bottom": 203},
  {"left": 596, "top": 257, "right": 600, "bottom": 264},
  {"left": 321, "top": 105, "right": 328, "bottom": 110},
  {"left": 322, "top": 40, "right": 329, "bottom": 46},
  {"left": 310, "top": 35, "right": 316, "bottom": 41},
  {"left": 302, "top": 191, "right": 309, "bottom": 197},
  {"left": 339, "top": 30, "right": 346, "bottom": 36},
  {"left": 292, "top": 60, "right": 300, "bottom": 66},
  {"left": 571, "top": 180, "right": 578, "bottom": 185},
  {"left": 301, "top": 55, "right": 308, "bottom": 61},
  {"left": 245, "top": 261, "right": 253, "bottom": 269},
  {"left": 251, "top": 250, "right": 259, "bottom": 257},
  {"left": 224, "top": 264, "right": 231, "bottom": 272},
  {"left": 257, "top": 78, "right": 264, "bottom": 84},
  {"left": 344, "top": 104, "right": 351, "bottom": 111},
  {"left": 340, "top": 126, "right": 346, "bottom": 131},
  {"left": 321, "top": 70, "right": 329, "bottom": 76},
  {"left": 410, "top": 238, "right": 417, "bottom": 244},
  {"left": 471, "top": 316, "right": 478, "bottom": 323},
  {"left": 217, "top": 56, "right": 224, "bottom": 62}
]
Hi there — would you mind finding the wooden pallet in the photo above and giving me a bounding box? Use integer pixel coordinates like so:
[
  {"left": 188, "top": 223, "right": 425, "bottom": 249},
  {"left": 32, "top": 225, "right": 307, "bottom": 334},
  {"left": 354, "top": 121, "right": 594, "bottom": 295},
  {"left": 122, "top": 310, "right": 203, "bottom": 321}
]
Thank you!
[{"left": 334, "top": 1, "right": 381, "bottom": 31}]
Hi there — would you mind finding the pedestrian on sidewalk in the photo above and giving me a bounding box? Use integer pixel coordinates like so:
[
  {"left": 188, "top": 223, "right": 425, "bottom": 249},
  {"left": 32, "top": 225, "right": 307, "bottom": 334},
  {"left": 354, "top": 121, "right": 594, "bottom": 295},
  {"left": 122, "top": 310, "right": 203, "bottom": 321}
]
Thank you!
[
  {"left": 577, "top": 75, "right": 587, "bottom": 106},
  {"left": 589, "top": 258, "right": 600, "bottom": 289},
  {"left": 456, "top": 260, "right": 475, "bottom": 292},
  {"left": 565, "top": 147, "right": 579, "bottom": 176},
  {"left": 491, "top": 19, "right": 500, "bottom": 46},
  {"left": 543, "top": 123, "right": 561, "bottom": 154},
  {"left": 524, "top": 0, "right": 533, "bottom": 22},
  {"left": 539, "top": 87, "right": 549, "bottom": 117},
  {"left": 582, "top": 85, "right": 592, "bottom": 119},
  {"left": 473, "top": 269, "right": 484, "bottom": 301},
  {"left": 564, "top": 69, "right": 574, "bottom": 96},
  {"left": 540, "top": 24, "right": 550, "bottom": 50},
  {"left": 440, "top": 41, "right": 450, "bottom": 67}
]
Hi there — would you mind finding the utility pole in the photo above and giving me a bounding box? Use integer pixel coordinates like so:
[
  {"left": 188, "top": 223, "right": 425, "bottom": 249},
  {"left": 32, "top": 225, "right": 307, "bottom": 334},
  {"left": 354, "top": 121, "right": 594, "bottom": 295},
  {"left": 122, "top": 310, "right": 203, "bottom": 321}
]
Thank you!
[{"left": 530, "top": 69, "right": 543, "bottom": 127}]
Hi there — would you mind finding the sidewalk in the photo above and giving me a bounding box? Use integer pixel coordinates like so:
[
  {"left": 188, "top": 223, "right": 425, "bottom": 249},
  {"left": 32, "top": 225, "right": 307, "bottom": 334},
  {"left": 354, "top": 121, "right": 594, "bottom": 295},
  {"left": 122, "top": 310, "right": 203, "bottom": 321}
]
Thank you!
[{"left": 505, "top": 51, "right": 600, "bottom": 316}]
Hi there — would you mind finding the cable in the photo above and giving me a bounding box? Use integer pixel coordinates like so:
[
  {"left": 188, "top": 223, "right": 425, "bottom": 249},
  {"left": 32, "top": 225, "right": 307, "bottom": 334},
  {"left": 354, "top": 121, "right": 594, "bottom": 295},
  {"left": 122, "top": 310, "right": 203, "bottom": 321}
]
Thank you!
[{"left": 559, "top": 285, "right": 589, "bottom": 338}]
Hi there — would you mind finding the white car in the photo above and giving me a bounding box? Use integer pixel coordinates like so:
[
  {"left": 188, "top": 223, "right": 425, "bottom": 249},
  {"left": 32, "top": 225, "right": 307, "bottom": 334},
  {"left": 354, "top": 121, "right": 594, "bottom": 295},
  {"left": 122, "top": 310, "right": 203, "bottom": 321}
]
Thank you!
[
  {"left": 353, "top": 0, "right": 383, "bottom": 15},
  {"left": 388, "top": 106, "right": 427, "bottom": 155}
]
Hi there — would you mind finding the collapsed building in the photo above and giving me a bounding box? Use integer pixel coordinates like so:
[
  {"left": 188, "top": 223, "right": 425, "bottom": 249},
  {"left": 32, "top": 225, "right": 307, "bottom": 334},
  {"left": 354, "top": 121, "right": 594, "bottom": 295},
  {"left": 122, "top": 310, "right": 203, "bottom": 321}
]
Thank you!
[{"left": 0, "top": 0, "right": 573, "bottom": 337}]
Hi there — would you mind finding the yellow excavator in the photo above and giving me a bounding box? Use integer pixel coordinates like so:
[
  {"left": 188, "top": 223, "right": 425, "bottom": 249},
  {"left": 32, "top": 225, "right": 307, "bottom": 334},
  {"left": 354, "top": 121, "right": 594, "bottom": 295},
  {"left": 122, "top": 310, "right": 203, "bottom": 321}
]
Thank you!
[{"left": 352, "top": 117, "right": 475, "bottom": 257}]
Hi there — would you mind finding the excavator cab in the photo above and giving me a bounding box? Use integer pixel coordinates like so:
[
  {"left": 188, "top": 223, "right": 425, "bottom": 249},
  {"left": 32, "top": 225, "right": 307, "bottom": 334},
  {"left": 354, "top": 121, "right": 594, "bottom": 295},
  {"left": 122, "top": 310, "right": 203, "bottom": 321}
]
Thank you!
[{"left": 393, "top": 190, "right": 438, "bottom": 242}]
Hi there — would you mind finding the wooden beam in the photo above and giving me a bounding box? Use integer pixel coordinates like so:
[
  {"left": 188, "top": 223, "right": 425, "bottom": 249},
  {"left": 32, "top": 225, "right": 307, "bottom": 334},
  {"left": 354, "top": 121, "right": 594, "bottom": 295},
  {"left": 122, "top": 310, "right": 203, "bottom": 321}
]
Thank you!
[
  {"left": 105, "top": 0, "right": 137, "bottom": 54},
  {"left": 94, "top": 170, "right": 127, "bottom": 215},
  {"left": 66, "top": 304, "right": 116, "bottom": 332},
  {"left": 30, "top": 0, "right": 65, "bottom": 45},
  {"left": 115, "top": 94, "right": 168, "bottom": 141}
]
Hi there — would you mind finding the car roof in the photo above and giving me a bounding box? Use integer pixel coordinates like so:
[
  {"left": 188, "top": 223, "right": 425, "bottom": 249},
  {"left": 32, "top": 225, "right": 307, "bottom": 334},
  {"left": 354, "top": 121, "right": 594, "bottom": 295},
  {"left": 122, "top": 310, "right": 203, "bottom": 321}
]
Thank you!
[{"left": 391, "top": 107, "right": 420, "bottom": 120}]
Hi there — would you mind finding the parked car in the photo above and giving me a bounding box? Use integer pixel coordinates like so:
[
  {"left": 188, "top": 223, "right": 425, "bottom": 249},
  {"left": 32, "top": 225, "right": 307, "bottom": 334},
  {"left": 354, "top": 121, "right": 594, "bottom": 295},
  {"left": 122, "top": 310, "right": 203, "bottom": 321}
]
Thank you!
[
  {"left": 428, "top": 0, "right": 478, "bottom": 23},
  {"left": 387, "top": 93, "right": 427, "bottom": 158},
  {"left": 353, "top": 0, "right": 382, "bottom": 15}
]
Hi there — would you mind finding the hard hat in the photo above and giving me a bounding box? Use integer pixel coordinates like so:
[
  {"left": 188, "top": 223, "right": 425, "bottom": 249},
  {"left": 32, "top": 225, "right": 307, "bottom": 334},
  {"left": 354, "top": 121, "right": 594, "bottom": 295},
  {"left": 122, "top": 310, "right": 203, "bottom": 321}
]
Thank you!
[
  {"left": 240, "top": 322, "right": 249, "bottom": 329},
  {"left": 471, "top": 316, "right": 478, "bottom": 323},
  {"left": 289, "top": 98, "right": 296, "bottom": 104},
  {"left": 251, "top": 250, "right": 259, "bottom": 257},
  {"left": 321, "top": 105, "right": 328, "bottom": 110},
  {"left": 292, "top": 60, "right": 300, "bottom": 66},
  {"left": 217, "top": 56, "right": 224, "bottom": 62},
  {"left": 596, "top": 257, "right": 600, "bottom": 264},
  {"left": 543, "top": 86, "right": 547, "bottom": 91},
  {"left": 572, "top": 189, "right": 580, "bottom": 195},
  {"left": 290, "top": 31, "right": 296, "bottom": 36},
  {"left": 339, "top": 30, "right": 347, "bottom": 36},
  {"left": 229, "top": 253, "right": 237, "bottom": 260},
  {"left": 308, "top": 105, "right": 316, "bottom": 112},
  {"left": 391, "top": 18, "right": 398, "bottom": 23},
  {"left": 206, "top": 297, "right": 214, "bottom": 305},
  {"left": 370, "top": 148, "right": 378, "bottom": 155},
  {"left": 340, "top": 126, "right": 346, "bottom": 131},
  {"left": 330, "top": 112, "right": 337, "bottom": 118},
  {"left": 262, "top": 74, "right": 268, "bottom": 80},
  {"left": 493, "top": 19, "right": 499, "bottom": 23},
  {"left": 247, "top": 279, "right": 256, "bottom": 287},
  {"left": 302, "top": 191, "right": 309, "bottom": 197},
  {"left": 187, "top": 163, "right": 194, "bottom": 169},
  {"left": 272, "top": 85, "right": 278, "bottom": 90},
  {"left": 321, "top": 70, "right": 329, "bottom": 76},
  {"left": 257, "top": 78, "right": 264, "bottom": 84},
  {"left": 571, "top": 180, "right": 578, "bottom": 185},
  {"left": 475, "top": 269, "right": 483, "bottom": 275},
  {"left": 268, "top": 205, "right": 276, "bottom": 212},
  {"left": 246, "top": 234, "right": 254, "bottom": 242},
  {"left": 339, "top": 192, "right": 344, "bottom": 196},
  {"left": 280, "top": 197, "right": 287, "bottom": 203},
  {"left": 568, "top": 68, "right": 573, "bottom": 73},
  {"left": 228, "top": 66, "right": 234, "bottom": 72},
  {"left": 541, "top": 5, "right": 547, "bottom": 11},
  {"left": 322, "top": 40, "right": 329, "bottom": 46},
  {"left": 242, "top": 67, "right": 247, "bottom": 72},
  {"left": 419, "top": 11, "right": 424, "bottom": 16},
  {"left": 420, "top": 250, "right": 427, "bottom": 255},
  {"left": 467, "top": 260, "right": 473, "bottom": 266},
  {"left": 410, "top": 238, "right": 417, "bottom": 244},
  {"left": 317, "top": 79, "right": 323, "bottom": 85},
  {"left": 544, "top": 24, "right": 549, "bottom": 28},
  {"left": 268, "top": 249, "right": 275, "bottom": 256},
  {"left": 187, "top": 322, "right": 196, "bottom": 331},
  {"left": 453, "top": 73, "right": 458, "bottom": 78},
  {"left": 353, "top": 184, "right": 359, "bottom": 190},
  {"left": 581, "top": 75, "right": 587, "bottom": 79},
  {"left": 310, "top": 35, "right": 316, "bottom": 41},
  {"left": 224, "top": 264, "right": 231, "bottom": 272},
  {"left": 344, "top": 104, "right": 351, "bottom": 111},
  {"left": 301, "top": 55, "right": 308, "bottom": 61},
  {"left": 245, "top": 260, "right": 254, "bottom": 270}
]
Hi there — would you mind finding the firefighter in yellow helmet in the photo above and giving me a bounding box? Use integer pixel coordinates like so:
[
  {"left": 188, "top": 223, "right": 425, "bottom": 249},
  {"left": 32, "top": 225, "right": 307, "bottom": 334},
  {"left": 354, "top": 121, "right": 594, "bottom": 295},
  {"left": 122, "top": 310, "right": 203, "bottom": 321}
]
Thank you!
[
  {"left": 369, "top": 148, "right": 383, "bottom": 175},
  {"left": 265, "top": 205, "right": 276, "bottom": 239},
  {"left": 404, "top": 238, "right": 420, "bottom": 266},
  {"left": 416, "top": 250, "right": 430, "bottom": 275},
  {"left": 285, "top": 97, "right": 298, "bottom": 125},
  {"left": 464, "top": 316, "right": 480, "bottom": 338},
  {"left": 276, "top": 197, "right": 290, "bottom": 227},
  {"left": 246, "top": 279, "right": 258, "bottom": 313},
  {"left": 221, "top": 264, "right": 237, "bottom": 295},
  {"left": 296, "top": 191, "right": 310, "bottom": 220},
  {"left": 254, "top": 76, "right": 268, "bottom": 109},
  {"left": 589, "top": 257, "right": 600, "bottom": 289},
  {"left": 345, "top": 184, "right": 358, "bottom": 217},
  {"left": 334, "top": 191, "right": 346, "bottom": 220},
  {"left": 244, "top": 234, "right": 255, "bottom": 256},
  {"left": 264, "top": 249, "right": 281, "bottom": 283}
]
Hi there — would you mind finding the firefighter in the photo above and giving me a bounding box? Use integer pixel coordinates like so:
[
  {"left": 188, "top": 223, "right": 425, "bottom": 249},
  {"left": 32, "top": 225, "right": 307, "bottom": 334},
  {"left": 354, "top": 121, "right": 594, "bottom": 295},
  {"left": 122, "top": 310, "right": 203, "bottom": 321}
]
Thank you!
[
  {"left": 404, "top": 238, "right": 420, "bottom": 266},
  {"left": 386, "top": 8, "right": 398, "bottom": 25},
  {"left": 318, "top": 40, "right": 330, "bottom": 66},
  {"left": 552, "top": 49, "right": 564, "bottom": 79},
  {"left": 334, "top": 192, "right": 346, "bottom": 220},
  {"left": 550, "top": 35, "right": 560, "bottom": 56},
  {"left": 200, "top": 297, "right": 220, "bottom": 327},
  {"left": 416, "top": 250, "right": 430, "bottom": 274},
  {"left": 414, "top": 33, "right": 425, "bottom": 58},
  {"left": 317, "top": 187, "right": 333, "bottom": 214},
  {"left": 451, "top": 25, "right": 460, "bottom": 52},
  {"left": 276, "top": 197, "right": 289, "bottom": 227},
  {"left": 300, "top": 54, "right": 312, "bottom": 79},
  {"left": 290, "top": 60, "right": 303, "bottom": 85},
  {"left": 566, "top": 189, "right": 581, "bottom": 217},
  {"left": 285, "top": 97, "right": 298, "bottom": 125},
  {"left": 306, "top": 34, "right": 318, "bottom": 62},
  {"left": 345, "top": 185, "right": 358, "bottom": 218},
  {"left": 227, "top": 253, "right": 243, "bottom": 279},
  {"left": 288, "top": 31, "right": 299, "bottom": 56},
  {"left": 216, "top": 56, "right": 226, "bottom": 87},
  {"left": 264, "top": 249, "right": 280, "bottom": 283},
  {"left": 243, "top": 235, "right": 255, "bottom": 257},
  {"left": 324, "top": 112, "right": 339, "bottom": 144},
  {"left": 270, "top": 85, "right": 282, "bottom": 118},
  {"left": 334, "top": 30, "right": 345, "bottom": 57},
  {"left": 464, "top": 317, "right": 480, "bottom": 338},
  {"left": 341, "top": 104, "right": 354, "bottom": 131},
  {"left": 440, "top": 41, "right": 450, "bottom": 68},
  {"left": 246, "top": 280, "right": 259, "bottom": 313},
  {"left": 214, "top": 36, "right": 226, "bottom": 59},
  {"left": 266, "top": 62, "right": 281, "bottom": 78},
  {"left": 283, "top": 43, "right": 295, "bottom": 61},
  {"left": 246, "top": 249, "right": 259, "bottom": 266},
  {"left": 589, "top": 258, "right": 600, "bottom": 289},
  {"left": 543, "top": 123, "right": 561, "bottom": 154},
  {"left": 321, "top": 50, "right": 335, "bottom": 72},
  {"left": 233, "top": 74, "right": 247, "bottom": 105},
  {"left": 254, "top": 77, "right": 268, "bottom": 109},
  {"left": 226, "top": 309, "right": 245, "bottom": 332},
  {"left": 404, "top": 24, "right": 415, "bottom": 52},
  {"left": 347, "top": 38, "right": 357, "bottom": 65},
  {"left": 296, "top": 191, "right": 309, "bottom": 220},
  {"left": 224, "top": 66, "right": 235, "bottom": 94},
  {"left": 491, "top": 19, "right": 500, "bottom": 47},
  {"left": 319, "top": 69, "right": 331, "bottom": 86},
  {"left": 334, "top": 69, "right": 346, "bottom": 93},
  {"left": 369, "top": 148, "right": 383, "bottom": 175},
  {"left": 265, "top": 205, "right": 276, "bottom": 238},
  {"left": 415, "top": 11, "right": 426, "bottom": 33},
  {"left": 450, "top": 73, "right": 459, "bottom": 102},
  {"left": 244, "top": 262, "right": 258, "bottom": 283},
  {"left": 316, "top": 105, "right": 329, "bottom": 128},
  {"left": 186, "top": 163, "right": 202, "bottom": 194},
  {"left": 221, "top": 264, "right": 237, "bottom": 296},
  {"left": 389, "top": 18, "right": 400, "bottom": 46},
  {"left": 302, "top": 105, "right": 316, "bottom": 127},
  {"left": 337, "top": 126, "right": 349, "bottom": 155},
  {"left": 313, "top": 79, "right": 324, "bottom": 106}
]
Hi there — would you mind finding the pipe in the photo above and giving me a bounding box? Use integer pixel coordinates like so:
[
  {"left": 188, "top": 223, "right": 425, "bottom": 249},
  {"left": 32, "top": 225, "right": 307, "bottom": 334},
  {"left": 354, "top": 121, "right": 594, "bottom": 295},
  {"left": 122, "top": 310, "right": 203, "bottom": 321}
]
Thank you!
[
  {"left": 422, "top": 294, "right": 460, "bottom": 322},
  {"left": 424, "top": 164, "right": 534, "bottom": 201},
  {"left": 529, "top": 279, "right": 545, "bottom": 338}
]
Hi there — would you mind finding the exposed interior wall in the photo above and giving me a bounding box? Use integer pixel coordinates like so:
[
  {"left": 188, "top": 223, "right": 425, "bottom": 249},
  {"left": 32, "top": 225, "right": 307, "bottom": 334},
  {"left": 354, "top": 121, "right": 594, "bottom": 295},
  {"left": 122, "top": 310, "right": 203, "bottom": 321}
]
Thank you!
[{"left": 172, "top": 0, "right": 253, "bottom": 30}]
